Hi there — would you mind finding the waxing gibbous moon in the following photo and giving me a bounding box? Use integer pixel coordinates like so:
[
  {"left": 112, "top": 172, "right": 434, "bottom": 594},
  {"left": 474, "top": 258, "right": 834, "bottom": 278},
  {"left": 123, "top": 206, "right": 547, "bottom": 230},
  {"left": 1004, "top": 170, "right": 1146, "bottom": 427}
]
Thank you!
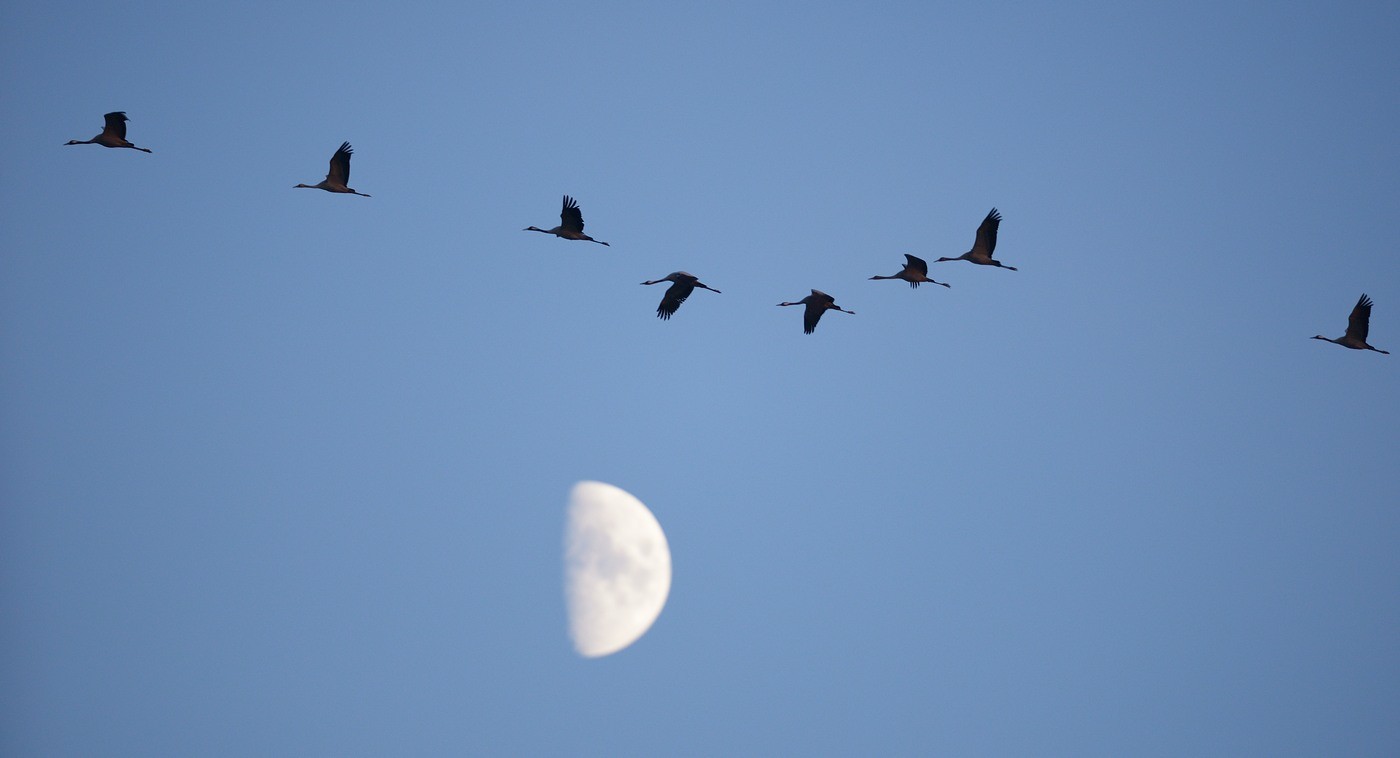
[{"left": 564, "top": 481, "right": 672, "bottom": 658}]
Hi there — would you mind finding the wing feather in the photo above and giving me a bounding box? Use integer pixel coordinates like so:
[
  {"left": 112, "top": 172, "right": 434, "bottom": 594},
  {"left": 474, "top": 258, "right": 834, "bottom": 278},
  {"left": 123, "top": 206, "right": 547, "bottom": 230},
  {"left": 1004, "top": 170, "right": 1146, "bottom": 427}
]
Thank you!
[
  {"left": 103, "top": 111, "right": 128, "bottom": 140},
  {"left": 1347, "top": 294, "right": 1374, "bottom": 342},
  {"left": 658, "top": 280, "right": 694, "bottom": 320},
  {"left": 803, "top": 301, "right": 824, "bottom": 333},
  {"left": 561, "top": 195, "right": 585, "bottom": 233},
  {"left": 328, "top": 142, "right": 353, "bottom": 184},
  {"left": 973, "top": 208, "right": 1001, "bottom": 256}
]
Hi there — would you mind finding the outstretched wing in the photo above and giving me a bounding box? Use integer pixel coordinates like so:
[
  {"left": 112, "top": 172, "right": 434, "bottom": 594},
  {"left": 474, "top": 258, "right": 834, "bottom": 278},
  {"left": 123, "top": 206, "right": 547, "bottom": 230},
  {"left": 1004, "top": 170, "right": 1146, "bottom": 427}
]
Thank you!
[
  {"left": 658, "top": 280, "right": 695, "bottom": 320},
  {"left": 328, "top": 142, "right": 353, "bottom": 184},
  {"left": 560, "top": 195, "right": 585, "bottom": 234},
  {"left": 903, "top": 253, "right": 929, "bottom": 276},
  {"left": 102, "top": 112, "right": 129, "bottom": 140},
  {"left": 972, "top": 208, "right": 1002, "bottom": 257},
  {"left": 1347, "top": 294, "right": 1374, "bottom": 342},
  {"left": 803, "top": 301, "right": 825, "bottom": 334}
]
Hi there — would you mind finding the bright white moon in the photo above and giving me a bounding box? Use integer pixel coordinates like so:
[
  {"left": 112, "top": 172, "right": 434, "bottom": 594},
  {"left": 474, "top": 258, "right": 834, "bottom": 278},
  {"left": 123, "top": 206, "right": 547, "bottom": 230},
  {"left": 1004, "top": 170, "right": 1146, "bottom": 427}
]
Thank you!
[{"left": 564, "top": 481, "right": 672, "bottom": 658}]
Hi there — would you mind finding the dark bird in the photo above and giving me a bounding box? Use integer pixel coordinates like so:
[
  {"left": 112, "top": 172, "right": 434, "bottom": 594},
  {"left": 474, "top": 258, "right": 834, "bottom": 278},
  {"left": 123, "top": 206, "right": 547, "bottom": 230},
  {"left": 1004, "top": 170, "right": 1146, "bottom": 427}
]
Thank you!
[
  {"left": 294, "top": 142, "right": 371, "bottom": 196},
  {"left": 641, "top": 272, "right": 721, "bottom": 320},
  {"left": 525, "top": 195, "right": 609, "bottom": 246},
  {"left": 1312, "top": 294, "right": 1389, "bottom": 354},
  {"left": 777, "top": 289, "right": 855, "bottom": 334},
  {"left": 936, "top": 208, "right": 1016, "bottom": 270},
  {"left": 869, "top": 254, "right": 951, "bottom": 288},
  {"left": 65, "top": 111, "right": 152, "bottom": 153}
]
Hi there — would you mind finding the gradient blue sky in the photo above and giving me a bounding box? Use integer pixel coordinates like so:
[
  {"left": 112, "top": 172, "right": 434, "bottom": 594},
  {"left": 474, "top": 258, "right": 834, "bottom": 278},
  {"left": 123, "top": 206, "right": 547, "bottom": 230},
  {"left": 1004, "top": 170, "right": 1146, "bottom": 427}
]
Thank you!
[{"left": 3, "top": 2, "right": 1398, "bottom": 755}]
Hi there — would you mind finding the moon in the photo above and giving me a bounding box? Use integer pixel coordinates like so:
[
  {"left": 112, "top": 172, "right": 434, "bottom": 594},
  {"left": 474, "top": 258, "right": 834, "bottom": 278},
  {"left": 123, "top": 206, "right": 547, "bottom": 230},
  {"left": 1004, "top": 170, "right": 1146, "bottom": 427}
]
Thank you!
[{"left": 563, "top": 481, "right": 672, "bottom": 658}]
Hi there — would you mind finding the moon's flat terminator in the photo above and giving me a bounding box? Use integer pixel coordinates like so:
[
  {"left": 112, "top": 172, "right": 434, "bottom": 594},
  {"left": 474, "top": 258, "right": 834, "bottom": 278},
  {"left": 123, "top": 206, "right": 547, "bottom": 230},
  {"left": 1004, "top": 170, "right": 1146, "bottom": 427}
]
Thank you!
[{"left": 564, "top": 481, "right": 672, "bottom": 658}]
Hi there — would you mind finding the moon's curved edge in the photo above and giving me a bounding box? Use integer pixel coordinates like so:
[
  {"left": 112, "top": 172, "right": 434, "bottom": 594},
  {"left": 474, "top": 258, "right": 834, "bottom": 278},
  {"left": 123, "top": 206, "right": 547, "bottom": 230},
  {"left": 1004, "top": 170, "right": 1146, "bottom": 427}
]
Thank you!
[{"left": 563, "top": 481, "right": 673, "bottom": 658}]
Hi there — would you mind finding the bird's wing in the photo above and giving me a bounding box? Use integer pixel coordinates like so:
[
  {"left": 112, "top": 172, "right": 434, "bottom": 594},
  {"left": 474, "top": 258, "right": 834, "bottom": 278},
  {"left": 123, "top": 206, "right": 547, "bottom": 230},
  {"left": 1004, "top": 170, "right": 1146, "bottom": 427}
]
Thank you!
[
  {"left": 103, "top": 112, "right": 128, "bottom": 140},
  {"left": 560, "top": 195, "right": 585, "bottom": 233},
  {"left": 1347, "top": 294, "right": 1374, "bottom": 341},
  {"left": 328, "top": 142, "right": 353, "bottom": 184},
  {"left": 973, "top": 208, "right": 1002, "bottom": 256},
  {"left": 904, "top": 253, "right": 929, "bottom": 276},
  {"left": 804, "top": 301, "right": 824, "bottom": 333},
  {"left": 810, "top": 289, "right": 834, "bottom": 302},
  {"left": 658, "top": 281, "right": 694, "bottom": 319}
]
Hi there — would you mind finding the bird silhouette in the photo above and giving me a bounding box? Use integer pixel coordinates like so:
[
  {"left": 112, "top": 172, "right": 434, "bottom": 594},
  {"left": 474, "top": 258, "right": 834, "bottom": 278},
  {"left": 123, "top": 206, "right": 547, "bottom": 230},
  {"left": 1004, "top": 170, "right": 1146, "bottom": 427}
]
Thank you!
[
  {"left": 1312, "top": 294, "right": 1389, "bottom": 354},
  {"left": 65, "top": 112, "right": 152, "bottom": 153},
  {"left": 869, "top": 254, "right": 950, "bottom": 288},
  {"left": 294, "top": 142, "right": 371, "bottom": 196},
  {"left": 777, "top": 290, "right": 855, "bottom": 334},
  {"left": 935, "top": 208, "right": 1015, "bottom": 270},
  {"left": 641, "top": 272, "right": 721, "bottom": 320},
  {"left": 525, "top": 195, "right": 609, "bottom": 246}
]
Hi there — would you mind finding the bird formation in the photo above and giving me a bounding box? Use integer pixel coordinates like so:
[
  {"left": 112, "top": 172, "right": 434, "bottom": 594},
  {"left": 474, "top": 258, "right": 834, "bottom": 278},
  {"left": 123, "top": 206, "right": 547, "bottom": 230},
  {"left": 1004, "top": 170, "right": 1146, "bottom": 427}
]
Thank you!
[{"left": 64, "top": 111, "right": 1388, "bottom": 348}]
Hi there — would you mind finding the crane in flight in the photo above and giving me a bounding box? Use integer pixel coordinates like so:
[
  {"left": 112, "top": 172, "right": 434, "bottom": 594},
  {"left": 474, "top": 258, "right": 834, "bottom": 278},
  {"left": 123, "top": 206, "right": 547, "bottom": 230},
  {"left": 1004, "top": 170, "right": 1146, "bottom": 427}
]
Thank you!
[
  {"left": 869, "top": 254, "right": 950, "bottom": 289},
  {"left": 525, "top": 195, "right": 610, "bottom": 246},
  {"left": 777, "top": 290, "right": 855, "bottom": 334},
  {"left": 294, "top": 142, "right": 371, "bottom": 197},
  {"left": 65, "top": 112, "right": 152, "bottom": 153},
  {"left": 641, "top": 272, "right": 721, "bottom": 320},
  {"left": 1312, "top": 294, "right": 1389, "bottom": 354},
  {"left": 936, "top": 208, "right": 1016, "bottom": 270}
]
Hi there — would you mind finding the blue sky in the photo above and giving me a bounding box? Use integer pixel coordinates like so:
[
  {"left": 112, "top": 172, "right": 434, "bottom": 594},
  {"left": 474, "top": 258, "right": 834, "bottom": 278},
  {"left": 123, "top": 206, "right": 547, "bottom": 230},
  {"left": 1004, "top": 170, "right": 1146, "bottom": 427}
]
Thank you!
[{"left": 3, "top": 1, "right": 1398, "bottom": 755}]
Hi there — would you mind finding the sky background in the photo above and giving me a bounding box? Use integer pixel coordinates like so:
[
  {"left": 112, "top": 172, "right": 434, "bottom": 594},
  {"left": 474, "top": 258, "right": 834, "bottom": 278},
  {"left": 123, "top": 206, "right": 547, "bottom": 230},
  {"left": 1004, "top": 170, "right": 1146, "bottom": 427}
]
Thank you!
[{"left": 2, "top": 1, "right": 1398, "bottom": 755}]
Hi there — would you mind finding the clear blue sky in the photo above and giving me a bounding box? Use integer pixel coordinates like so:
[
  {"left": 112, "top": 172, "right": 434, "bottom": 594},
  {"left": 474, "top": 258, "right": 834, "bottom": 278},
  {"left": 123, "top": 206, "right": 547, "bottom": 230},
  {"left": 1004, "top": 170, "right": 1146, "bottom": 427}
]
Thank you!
[{"left": 3, "top": 1, "right": 1398, "bottom": 755}]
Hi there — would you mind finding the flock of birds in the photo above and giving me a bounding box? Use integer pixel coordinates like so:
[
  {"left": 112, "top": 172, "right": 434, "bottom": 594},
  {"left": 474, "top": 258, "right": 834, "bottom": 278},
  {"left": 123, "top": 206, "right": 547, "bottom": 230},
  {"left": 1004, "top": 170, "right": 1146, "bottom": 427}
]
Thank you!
[
  {"left": 65, "top": 111, "right": 1390, "bottom": 352},
  {"left": 517, "top": 196, "right": 1016, "bottom": 332}
]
